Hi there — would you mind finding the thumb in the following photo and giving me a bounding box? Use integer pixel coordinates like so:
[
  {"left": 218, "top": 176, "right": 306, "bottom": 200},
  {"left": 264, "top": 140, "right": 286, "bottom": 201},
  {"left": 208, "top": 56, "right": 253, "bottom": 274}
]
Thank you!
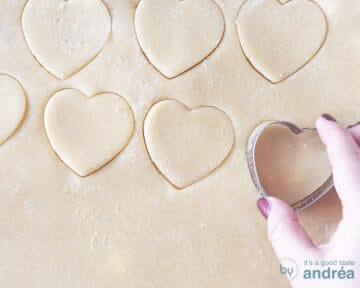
[{"left": 258, "top": 197, "right": 318, "bottom": 260}]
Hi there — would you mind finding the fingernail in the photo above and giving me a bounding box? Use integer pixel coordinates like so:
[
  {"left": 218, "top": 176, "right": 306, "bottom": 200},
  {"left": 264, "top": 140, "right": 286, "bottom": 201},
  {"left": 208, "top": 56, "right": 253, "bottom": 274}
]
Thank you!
[
  {"left": 257, "top": 197, "right": 271, "bottom": 220},
  {"left": 347, "top": 121, "right": 360, "bottom": 129},
  {"left": 321, "top": 113, "right": 337, "bottom": 122}
]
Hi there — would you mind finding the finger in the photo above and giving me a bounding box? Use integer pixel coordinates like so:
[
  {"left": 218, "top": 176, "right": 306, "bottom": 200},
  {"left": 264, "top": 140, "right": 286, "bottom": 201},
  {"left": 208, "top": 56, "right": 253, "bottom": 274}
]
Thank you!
[
  {"left": 259, "top": 197, "right": 318, "bottom": 260},
  {"left": 316, "top": 116, "right": 360, "bottom": 215},
  {"left": 316, "top": 116, "right": 360, "bottom": 248},
  {"left": 348, "top": 123, "right": 360, "bottom": 146}
]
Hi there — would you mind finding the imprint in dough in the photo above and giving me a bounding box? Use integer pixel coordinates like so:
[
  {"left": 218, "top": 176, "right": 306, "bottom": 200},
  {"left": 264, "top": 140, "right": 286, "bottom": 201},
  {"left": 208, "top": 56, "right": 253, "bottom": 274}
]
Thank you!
[
  {"left": 135, "top": 0, "right": 225, "bottom": 79},
  {"left": 44, "top": 89, "right": 135, "bottom": 177},
  {"left": 144, "top": 100, "right": 234, "bottom": 189},
  {"left": 21, "top": 0, "right": 111, "bottom": 80},
  {"left": 0, "top": 74, "right": 27, "bottom": 146},
  {"left": 254, "top": 124, "right": 331, "bottom": 205},
  {"left": 237, "top": 0, "right": 327, "bottom": 83}
]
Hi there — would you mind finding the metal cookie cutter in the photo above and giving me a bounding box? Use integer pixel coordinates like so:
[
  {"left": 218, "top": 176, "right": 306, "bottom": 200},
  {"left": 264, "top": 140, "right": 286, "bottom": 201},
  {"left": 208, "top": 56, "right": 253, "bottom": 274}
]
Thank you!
[{"left": 247, "top": 121, "right": 334, "bottom": 212}]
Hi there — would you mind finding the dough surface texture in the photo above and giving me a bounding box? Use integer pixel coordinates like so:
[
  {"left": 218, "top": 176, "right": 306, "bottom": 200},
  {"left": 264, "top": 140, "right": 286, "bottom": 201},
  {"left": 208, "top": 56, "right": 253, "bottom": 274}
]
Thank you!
[
  {"left": 0, "top": 74, "right": 27, "bottom": 145},
  {"left": 44, "top": 89, "right": 135, "bottom": 177},
  {"left": 144, "top": 99, "right": 234, "bottom": 189},
  {"left": 135, "top": 0, "right": 225, "bottom": 78},
  {"left": 0, "top": 0, "right": 357, "bottom": 287},
  {"left": 237, "top": 0, "right": 327, "bottom": 83},
  {"left": 22, "top": 0, "right": 111, "bottom": 79}
]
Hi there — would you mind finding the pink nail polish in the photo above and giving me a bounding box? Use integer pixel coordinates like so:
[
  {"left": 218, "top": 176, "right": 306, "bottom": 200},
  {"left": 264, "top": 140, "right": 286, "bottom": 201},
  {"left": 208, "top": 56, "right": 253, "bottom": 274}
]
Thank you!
[{"left": 257, "top": 198, "right": 270, "bottom": 220}]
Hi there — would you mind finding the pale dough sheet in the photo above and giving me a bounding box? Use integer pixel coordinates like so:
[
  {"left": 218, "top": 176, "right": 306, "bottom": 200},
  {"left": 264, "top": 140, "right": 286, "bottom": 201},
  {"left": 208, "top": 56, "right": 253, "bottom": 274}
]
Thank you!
[{"left": 1, "top": 0, "right": 359, "bottom": 287}]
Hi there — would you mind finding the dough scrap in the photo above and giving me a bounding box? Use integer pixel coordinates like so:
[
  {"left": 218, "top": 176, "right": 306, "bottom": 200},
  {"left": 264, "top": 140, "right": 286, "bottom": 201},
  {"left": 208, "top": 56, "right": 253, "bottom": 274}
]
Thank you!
[
  {"left": 44, "top": 89, "right": 134, "bottom": 176},
  {"left": 0, "top": 74, "right": 27, "bottom": 145},
  {"left": 254, "top": 125, "right": 331, "bottom": 205},
  {"left": 22, "top": 0, "right": 111, "bottom": 79},
  {"left": 144, "top": 100, "right": 234, "bottom": 189},
  {"left": 135, "top": 0, "right": 225, "bottom": 79},
  {"left": 237, "top": 0, "right": 327, "bottom": 83}
]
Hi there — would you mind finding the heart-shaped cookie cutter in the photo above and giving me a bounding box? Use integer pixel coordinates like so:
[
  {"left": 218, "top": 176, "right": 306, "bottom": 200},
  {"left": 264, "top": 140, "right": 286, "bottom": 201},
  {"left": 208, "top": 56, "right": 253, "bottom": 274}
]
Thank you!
[{"left": 247, "top": 121, "right": 334, "bottom": 212}]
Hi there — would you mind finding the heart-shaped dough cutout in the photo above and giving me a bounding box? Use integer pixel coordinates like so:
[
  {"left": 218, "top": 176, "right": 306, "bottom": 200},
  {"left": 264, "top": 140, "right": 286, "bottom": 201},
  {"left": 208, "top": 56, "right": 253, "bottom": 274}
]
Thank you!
[
  {"left": 144, "top": 100, "right": 234, "bottom": 189},
  {"left": 44, "top": 89, "right": 134, "bottom": 176},
  {"left": 247, "top": 121, "right": 333, "bottom": 211},
  {"left": 135, "top": 0, "right": 225, "bottom": 79},
  {"left": 22, "top": 0, "right": 111, "bottom": 80},
  {"left": 237, "top": 0, "right": 327, "bottom": 83},
  {"left": 0, "top": 74, "right": 27, "bottom": 146}
]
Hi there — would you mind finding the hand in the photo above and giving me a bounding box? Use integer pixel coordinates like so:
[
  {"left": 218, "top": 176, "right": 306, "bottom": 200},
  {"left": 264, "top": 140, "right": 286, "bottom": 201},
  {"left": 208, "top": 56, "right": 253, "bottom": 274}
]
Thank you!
[{"left": 257, "top": 115, "right": 360, "bottom": 288}]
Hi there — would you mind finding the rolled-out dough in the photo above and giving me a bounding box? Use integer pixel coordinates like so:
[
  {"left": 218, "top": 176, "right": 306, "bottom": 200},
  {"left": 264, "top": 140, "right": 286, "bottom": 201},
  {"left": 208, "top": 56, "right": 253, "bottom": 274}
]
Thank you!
[
  {"left": 135, "top": 0, "right": 225, "bottom": 79},
  {"left": 0, "top": 0, "right": 357, "bottom": 287},
  {"left": 144, "top": 99, "right": 234, "bottom": 189},
  {"left": 22, "top": 0, "right": 111, "bottom": 79},
  {"left": 44, "top": 89, "right": 135, "bottom": 177},
  {"left": 0, "top": 74, "right": 27, "bottom": 145},
  {"left": 237, "top": 0, "right": 327, "bottom": 83}
]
